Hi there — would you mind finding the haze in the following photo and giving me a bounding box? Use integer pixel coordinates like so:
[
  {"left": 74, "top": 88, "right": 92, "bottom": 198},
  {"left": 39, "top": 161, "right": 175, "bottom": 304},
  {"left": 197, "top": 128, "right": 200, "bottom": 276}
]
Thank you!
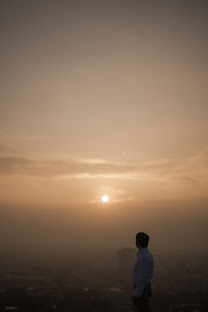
[{"left": 0, "top": 0, "right": 207, "bottom": 257}]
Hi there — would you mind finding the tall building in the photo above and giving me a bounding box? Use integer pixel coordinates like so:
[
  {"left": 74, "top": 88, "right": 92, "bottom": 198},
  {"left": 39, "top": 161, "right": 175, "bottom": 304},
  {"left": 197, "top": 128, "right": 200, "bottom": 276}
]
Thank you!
[{"left": 117, "top": 248, "right": 136, "bottom": 281}]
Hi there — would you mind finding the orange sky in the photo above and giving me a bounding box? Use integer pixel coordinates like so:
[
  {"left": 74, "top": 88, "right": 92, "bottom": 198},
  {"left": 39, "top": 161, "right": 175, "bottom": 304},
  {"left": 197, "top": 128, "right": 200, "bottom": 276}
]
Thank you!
[{"left": 0, "top": 1, "right": 207, "bottom": 252}]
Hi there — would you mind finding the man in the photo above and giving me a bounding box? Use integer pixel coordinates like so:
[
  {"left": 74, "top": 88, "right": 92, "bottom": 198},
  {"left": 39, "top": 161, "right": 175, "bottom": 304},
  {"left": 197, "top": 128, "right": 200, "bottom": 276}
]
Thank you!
[{"left": 133, "top": 232, "right": 154, "bottom": 312}]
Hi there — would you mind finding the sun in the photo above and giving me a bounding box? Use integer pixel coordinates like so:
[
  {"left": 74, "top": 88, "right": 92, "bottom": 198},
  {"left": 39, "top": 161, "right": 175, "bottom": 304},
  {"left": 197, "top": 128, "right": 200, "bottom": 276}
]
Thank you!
[{"left": 101, "top": 195, "right": 110, "bottom": 203}]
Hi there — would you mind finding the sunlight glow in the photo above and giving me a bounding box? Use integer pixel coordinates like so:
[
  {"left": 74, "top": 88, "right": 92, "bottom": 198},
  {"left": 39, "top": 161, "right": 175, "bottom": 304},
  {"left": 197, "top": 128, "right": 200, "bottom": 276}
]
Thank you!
[{"left": 101, "top": 195, "right": 110, "bottom": 203}]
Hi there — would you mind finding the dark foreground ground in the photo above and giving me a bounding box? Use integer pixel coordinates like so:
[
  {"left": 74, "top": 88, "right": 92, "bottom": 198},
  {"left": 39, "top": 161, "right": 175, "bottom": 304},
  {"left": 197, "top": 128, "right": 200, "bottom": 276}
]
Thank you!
[{"left": 0, "top": 250, "right": 207, "bottom": 311}]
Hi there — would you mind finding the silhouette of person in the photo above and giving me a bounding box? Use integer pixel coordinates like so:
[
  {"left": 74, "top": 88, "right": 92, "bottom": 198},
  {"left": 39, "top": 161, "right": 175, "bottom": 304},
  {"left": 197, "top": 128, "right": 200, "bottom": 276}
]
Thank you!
[{"left": 132, "top": 232, "right": 154, "bottom": 312}]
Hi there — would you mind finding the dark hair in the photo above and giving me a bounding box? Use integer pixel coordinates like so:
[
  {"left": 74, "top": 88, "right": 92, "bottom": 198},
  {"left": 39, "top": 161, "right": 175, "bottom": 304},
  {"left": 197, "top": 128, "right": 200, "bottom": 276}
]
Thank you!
[{"left": 136, "top": 232, "right": 149, "bottom": 247}]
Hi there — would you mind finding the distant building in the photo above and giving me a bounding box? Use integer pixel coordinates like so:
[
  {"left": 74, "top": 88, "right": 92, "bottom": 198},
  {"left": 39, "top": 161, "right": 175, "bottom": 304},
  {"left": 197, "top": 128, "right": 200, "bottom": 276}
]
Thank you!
[{"left": 117, "top": 248, "right": 136, "bottom": 277}]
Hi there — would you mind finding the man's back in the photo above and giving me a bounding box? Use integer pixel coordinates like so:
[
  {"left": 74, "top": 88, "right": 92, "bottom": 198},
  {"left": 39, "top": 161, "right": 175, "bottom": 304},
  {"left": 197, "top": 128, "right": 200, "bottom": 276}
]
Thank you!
[
  {"left": 133, "top": 232, "right": 154, "bottom": 312},
  {"left": 133, "top": 247, "right": 154, "bottom": 297}
]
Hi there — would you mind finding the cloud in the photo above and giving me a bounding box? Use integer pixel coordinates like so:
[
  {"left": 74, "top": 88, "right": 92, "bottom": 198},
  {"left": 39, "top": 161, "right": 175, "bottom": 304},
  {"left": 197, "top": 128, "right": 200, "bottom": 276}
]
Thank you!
[
  {"left": 0, "top": 156, "right": 136, "bottom": 177},
  {"left": 135, "top": 148, "right": 208, "bottom": 183},
  {"left": 0, "top": 148, "right": 208, "bottom": 183}
]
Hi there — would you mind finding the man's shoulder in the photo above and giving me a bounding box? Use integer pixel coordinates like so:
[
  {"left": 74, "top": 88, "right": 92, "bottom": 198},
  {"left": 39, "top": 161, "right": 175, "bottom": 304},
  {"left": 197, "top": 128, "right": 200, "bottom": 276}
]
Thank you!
[
  {"left": 147, "top": 248, "right": 153, "bottom": 256},
  {"left": 146, "top": 248, "right": 153, "bottom": 257},
  {"left": 142, "top": 248, "right": 154, "bottom": 261},
  {"left": 137, "top": 248, "right": 153, "bottom": 259}
]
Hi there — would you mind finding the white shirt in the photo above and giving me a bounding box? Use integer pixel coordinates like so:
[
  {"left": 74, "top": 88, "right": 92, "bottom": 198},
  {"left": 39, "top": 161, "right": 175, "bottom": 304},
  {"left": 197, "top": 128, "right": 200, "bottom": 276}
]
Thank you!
[{"left": 133, "top": 247, "right": 154, "bottom": 298}]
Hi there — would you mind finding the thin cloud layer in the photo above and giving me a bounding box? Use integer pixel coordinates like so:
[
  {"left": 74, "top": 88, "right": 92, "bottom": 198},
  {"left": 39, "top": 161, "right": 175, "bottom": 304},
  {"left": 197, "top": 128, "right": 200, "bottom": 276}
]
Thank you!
[
  {"left": 0, "top": 149, "right": 208, "bottom": 183},
  {"left": 0, "top": 156, "right": 136, "bottom": 177}
]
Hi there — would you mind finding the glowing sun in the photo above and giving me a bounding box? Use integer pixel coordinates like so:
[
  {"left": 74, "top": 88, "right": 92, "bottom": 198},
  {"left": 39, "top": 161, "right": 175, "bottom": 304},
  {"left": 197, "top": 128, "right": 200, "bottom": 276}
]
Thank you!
[{"left": 101, "top": 195, "right": 110, "bottom": 203}]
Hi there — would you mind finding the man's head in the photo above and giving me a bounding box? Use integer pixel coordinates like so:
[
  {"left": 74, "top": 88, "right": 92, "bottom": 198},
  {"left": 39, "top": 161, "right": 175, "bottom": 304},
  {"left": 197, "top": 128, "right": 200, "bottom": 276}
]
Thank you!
[{"left": 136, "top": 232, "right": 149, "bottom": 249}]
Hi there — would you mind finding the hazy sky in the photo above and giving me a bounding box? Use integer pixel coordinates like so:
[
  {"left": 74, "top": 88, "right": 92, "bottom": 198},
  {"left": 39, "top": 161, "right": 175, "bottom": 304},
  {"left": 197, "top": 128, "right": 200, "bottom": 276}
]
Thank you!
[{"left": 0, "top": 1, "right": 207, "bottom": 252}]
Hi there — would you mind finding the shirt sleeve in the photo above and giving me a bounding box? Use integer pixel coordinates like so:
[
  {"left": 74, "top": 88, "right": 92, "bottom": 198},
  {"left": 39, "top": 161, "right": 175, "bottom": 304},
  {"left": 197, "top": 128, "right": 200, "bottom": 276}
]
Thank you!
[{"left": 134, "top": 256, "right": 146, "bottom": 298}]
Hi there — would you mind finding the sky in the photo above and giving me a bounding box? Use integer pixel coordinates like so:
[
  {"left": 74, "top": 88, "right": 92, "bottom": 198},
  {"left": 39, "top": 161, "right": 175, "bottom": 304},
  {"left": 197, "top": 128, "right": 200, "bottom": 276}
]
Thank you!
[{"left": 0, "top": 0, "right": 207, "bottom": 253}]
